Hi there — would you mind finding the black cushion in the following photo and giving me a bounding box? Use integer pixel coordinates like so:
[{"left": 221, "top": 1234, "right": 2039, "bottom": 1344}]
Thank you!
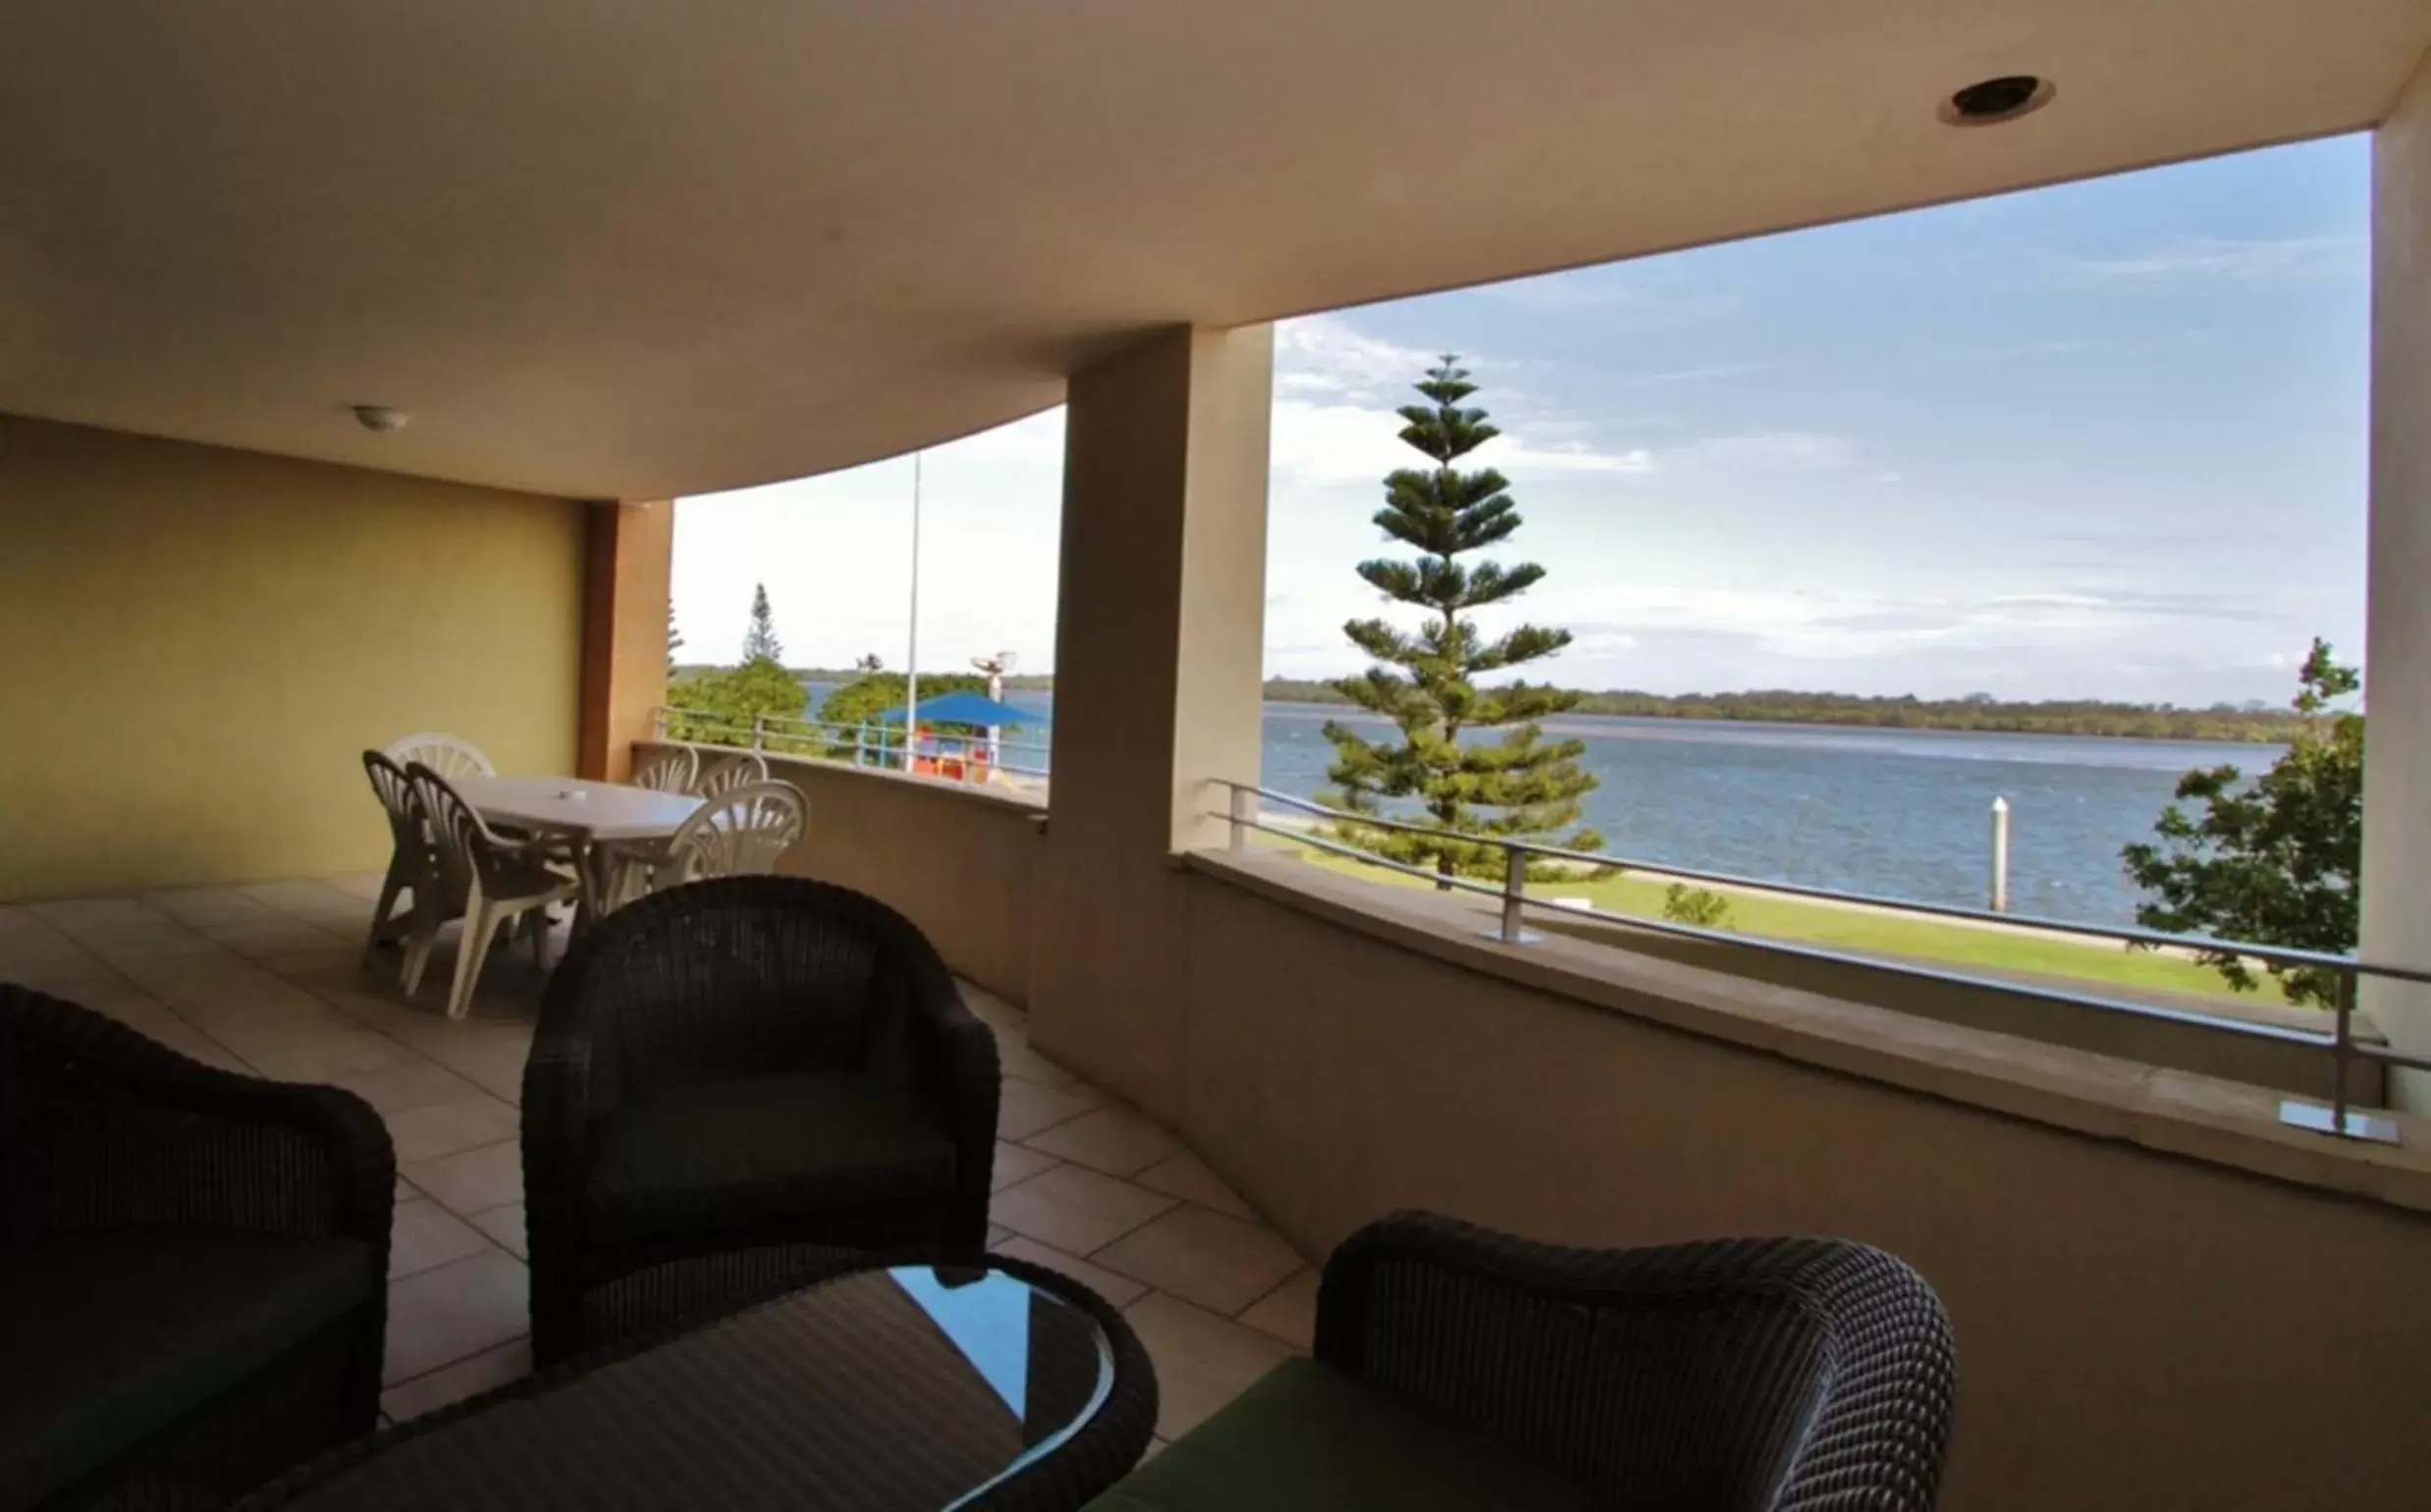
[
  {"left": 1082, "top": 1358, "right": 1605, "bottom": 1512},
  {"left": 584, "top": 1069, "right": 958, "bottom": 1243},
  {"left": 0, "top": 1230, "right": 374, "bottom": 1509}
]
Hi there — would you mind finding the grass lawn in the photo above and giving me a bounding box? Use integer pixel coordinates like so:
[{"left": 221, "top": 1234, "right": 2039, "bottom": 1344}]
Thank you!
[{"left": 1261, "top": 834, "right": 2270, "bottom": 1004}]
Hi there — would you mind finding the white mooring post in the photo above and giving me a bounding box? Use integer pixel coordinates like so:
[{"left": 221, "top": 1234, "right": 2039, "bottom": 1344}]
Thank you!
[{"left": 1989, "top": 796, "right": 2012, "bottom": 912}]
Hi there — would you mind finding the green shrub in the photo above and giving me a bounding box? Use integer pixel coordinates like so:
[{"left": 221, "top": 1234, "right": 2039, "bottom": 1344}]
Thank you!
[{"left": 1662, "top": 884, "right": 1733, "bottom": 930}]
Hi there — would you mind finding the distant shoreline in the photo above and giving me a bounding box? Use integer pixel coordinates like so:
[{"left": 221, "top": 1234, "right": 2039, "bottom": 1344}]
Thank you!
[{"left": 719, "top": 667, "right": 2306, "bottom": 744}]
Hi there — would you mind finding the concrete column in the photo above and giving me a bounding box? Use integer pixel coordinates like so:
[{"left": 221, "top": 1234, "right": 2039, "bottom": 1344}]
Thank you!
[
  {"left": 576, "top": 498, "right": 675, "bottom": 783},
  {"left": 2363, "top": 50, "right": 2431, "bottom": 1108},
  {"left": 1028, "top": 325, "right": 1273, "bottom": 1119}
]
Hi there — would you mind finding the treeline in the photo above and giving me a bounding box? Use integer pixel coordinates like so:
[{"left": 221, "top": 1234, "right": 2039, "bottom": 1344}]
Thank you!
[
  {"left": 1258, "top": 678, "right": 2309, "bottom": 742},
  {"left": 672, "top": 667, "right": 2305, "bottom": 742}
]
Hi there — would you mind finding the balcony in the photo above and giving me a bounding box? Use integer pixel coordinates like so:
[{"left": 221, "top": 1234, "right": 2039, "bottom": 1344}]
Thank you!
[{"left": 6, "top": 8, "right": 2431, "bottom": 1506}]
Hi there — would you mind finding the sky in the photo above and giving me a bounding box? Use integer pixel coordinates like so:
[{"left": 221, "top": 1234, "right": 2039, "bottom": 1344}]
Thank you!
[{"left": 674, "top": 134, "right": 2370, "bottom": 705}]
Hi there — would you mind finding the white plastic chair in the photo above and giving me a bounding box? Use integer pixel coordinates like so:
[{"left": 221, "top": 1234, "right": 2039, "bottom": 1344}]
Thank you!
[
  {"left": 384, "top": 732, "right": 496, "bottom": 779},
  {"left": 595, "top": 746, "right": 714, "bottom": 902},
  {"left": 693, "top": 750, "right": 770, "bottom": 799},
  {"left": 407, "top": 763, "right": 582, "bottom": 1020},
  {"left": 630, "top": 746, "right": 698, "bottom": 793},
  {"left": 645, "top": 781, "right": 807, "bottom": 895},
  {"left": 361, "top": 750, "right": 443, "bottom": 983}
]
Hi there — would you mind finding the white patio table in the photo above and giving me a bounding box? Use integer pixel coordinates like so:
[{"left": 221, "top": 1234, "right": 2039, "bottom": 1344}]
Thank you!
[{"left": 452, "top": 775, "right": 702, "bottom": 925}]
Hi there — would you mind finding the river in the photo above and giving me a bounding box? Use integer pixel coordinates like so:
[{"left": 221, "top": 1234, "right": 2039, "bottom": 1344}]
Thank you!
[{"left": 814, "top": 686, "right": 2276, "bottom": 929}]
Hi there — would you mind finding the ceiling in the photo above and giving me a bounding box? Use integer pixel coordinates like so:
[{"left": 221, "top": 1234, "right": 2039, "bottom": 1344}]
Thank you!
[{"left": 2, "top": 1, "right": 2425, "bottom": 501}]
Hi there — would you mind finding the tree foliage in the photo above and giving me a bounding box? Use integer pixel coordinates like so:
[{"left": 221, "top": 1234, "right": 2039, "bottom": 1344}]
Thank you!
[
  {"left": 742, "top": 583, "right": 784, "bottom": 664},
  {"left": 665, "top": 657, "right": 810, "bottom": 750},
  {"left": 1263, "top": 678, "right": 2310, "bottom": 742},
  {"left": 816, "top": 672, "right": 992, "bottom": 758},
  {"left": 2121, "top": 639, "right": 2362, "bottom": 1006},
  {"left": 1320, "top": 356, "right": 1602, "bottom": 884}
]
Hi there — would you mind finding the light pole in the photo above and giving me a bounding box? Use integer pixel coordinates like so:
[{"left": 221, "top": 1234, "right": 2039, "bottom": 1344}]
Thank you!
[
  {"left": 902, "top": 452, "right": 922, "bottom": 773},
  {"left": 972, "top": 650, "right": 1015, "bottom": 771}
]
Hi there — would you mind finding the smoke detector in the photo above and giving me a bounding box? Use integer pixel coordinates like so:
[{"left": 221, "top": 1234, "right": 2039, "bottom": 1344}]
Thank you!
[{"left": 351, "top": 405, "right": 410, "bottom": 434}]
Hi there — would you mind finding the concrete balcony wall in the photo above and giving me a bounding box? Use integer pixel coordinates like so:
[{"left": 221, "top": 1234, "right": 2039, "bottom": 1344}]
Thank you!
[
  {"left": 636, "top": 744, "right": 1048, "bottom": 1003},
  {"left": 1166, "top": 851, "right": 2431, "bottom": 1512},
  {"left": 0, "top": 414, "right": 588, "bottom": 901}
]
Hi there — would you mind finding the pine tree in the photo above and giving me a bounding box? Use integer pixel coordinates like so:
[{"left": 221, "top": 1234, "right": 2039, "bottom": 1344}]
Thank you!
[
  {"left": 1321, "top": 355, "right": 1602, "bottom": 886},
  {"left": 667, "top": 607, "right": 684, "bottom": 674},
  {"left": 741, "top": 583, "right": 783, "bottom": 665}
]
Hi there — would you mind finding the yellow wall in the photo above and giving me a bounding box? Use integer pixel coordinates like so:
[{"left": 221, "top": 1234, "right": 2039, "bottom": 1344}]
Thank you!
[{"left": 0, "top": 414, "right": 587, "bottom": 899}]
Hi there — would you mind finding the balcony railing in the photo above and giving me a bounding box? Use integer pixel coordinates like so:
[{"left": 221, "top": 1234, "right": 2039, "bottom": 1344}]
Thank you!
[
  {"left": 651, "top": 705, "right": 1052, "bottom": 784},
  {"left": 1211, "top": 780, "right": 2431, "bottom": 1147}
]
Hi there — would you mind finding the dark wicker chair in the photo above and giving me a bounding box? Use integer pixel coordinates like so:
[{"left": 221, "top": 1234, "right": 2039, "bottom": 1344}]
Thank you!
[
  {"left": 523, "top": 875, "right": 999, "bottom": 1364},
  {"left": 1088, "top": 1211, "right": 1956, "bottom": 1511},
  {"left": 0, "top": 987, "right": 394, "bottom": 1512}
]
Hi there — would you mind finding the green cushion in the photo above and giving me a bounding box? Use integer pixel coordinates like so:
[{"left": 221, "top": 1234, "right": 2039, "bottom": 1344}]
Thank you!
[
  {"left": 1084, "top": 1358, "right": 1606, "bottom": 1512},
  {"left": 0, "top": 1230, "right": 374, "bottom": 1509},
  {"left": 585, "top": 1069, "right": 957, "bottom": 1242}
]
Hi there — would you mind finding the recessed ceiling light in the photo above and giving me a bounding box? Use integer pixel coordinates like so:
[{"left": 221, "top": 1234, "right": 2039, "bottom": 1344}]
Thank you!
[
  {"left": 1940, "top": 75, "right": 2055, "bottom": 127},
  {"left": 351, "top": 405, "right": 409, "bottom": 434}
]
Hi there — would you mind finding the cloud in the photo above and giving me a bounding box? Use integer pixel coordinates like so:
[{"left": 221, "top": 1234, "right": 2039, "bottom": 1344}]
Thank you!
[
  {"left": 1976, "top": 589, "right": 2286, "bottom": 624},
  {"left": 1272, "top": 316, "right": 1444, "bottom": 405},
  {"left": 1668, "top": 431, "right": 1858, "bottom": 470},
  {"left": 1468, "top": 271, "right": 1742, "bottom": 328},
  {"left": 1486, "top": 435, "right": 1655, "bottom": 475},
  {"left": 1270, "top": 318, "right": 1658, "bottom": 485},
  {"left": 2063, "top": 235, "right": 2363, "bottom": 286},
  {"left": 931, "top": 405, "right": 1064, "bottom": 466},
  {"left": 1268, "top": 402, "right": 1427, "bottom": 484},
  {"left": 1269, "top": 399, "right": 1655, "bottom": 485},
  {"left": 1625, "top": 361, "right": 1779, "bottom": 385},
  {"left": 1441, "top": 581, "right": 2314, "bottom": 676},
  {"left": 1470, "top": 272, "right": 1663, "bottom": 311}
]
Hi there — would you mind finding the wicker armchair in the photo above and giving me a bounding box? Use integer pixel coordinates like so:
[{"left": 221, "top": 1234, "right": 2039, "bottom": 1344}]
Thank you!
[
  {"left": 0, "top": 988, "right": 394, "bottom": 1512},
  {"left": 1089, "top": 1212, "right": 1956, "bottom": 1511},
  {"left": 522, "top": 876, "right": 999, "bottom": 1364}
]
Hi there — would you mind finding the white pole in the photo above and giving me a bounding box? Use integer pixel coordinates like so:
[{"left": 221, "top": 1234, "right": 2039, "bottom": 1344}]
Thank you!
[
  {"left": 984, "top": 654, "right": 1010, "bottom": 772},
  {"left": 902, "top": 452, "right": 922, "bottom": 773},
  {"left": 1989, "top": 795, "right": 2012, "bottom": 912}
]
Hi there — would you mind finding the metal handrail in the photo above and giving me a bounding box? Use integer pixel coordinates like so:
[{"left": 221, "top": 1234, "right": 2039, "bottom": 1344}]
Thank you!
[
  {"left": 1211, "top": 779, "right": 2429, "bottom": 1146},
  {"left": 650, "top": 705, "right": 1053, "bottom": 782},
  {"left": 1228, "top": 782, "right": 2410, "bottom": 981}
]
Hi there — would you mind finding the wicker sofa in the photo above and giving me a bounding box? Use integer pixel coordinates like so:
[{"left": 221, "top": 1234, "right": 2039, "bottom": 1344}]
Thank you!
[
  {"left": 1086, "top": 1212, "right": 1956, "bottom": 1511},
  {"left": 522, "top": 876, "right": 999, "bottom": 1364},
  {"left": 0, "top": 988, "right": 394, "bottom": 1512}
]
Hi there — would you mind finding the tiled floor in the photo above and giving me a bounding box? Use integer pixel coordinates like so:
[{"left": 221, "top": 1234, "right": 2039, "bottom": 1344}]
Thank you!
[{"left": 0, "top": 876, "right": 1313, "bottom": 1448}]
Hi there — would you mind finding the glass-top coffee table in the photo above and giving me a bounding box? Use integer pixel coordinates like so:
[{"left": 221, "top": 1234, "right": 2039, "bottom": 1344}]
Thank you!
[{"left": 239, "top": 1256, "right": 1158, "bottom": 1512}]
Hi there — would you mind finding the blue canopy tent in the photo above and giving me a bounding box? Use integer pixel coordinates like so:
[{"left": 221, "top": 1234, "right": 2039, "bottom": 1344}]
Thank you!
[
  {"left": 861, "top": 691, "right": 1042, "bottom": 772},
  {"left": 870, "top": 691, "right": 1036, "bottom": 729}
]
